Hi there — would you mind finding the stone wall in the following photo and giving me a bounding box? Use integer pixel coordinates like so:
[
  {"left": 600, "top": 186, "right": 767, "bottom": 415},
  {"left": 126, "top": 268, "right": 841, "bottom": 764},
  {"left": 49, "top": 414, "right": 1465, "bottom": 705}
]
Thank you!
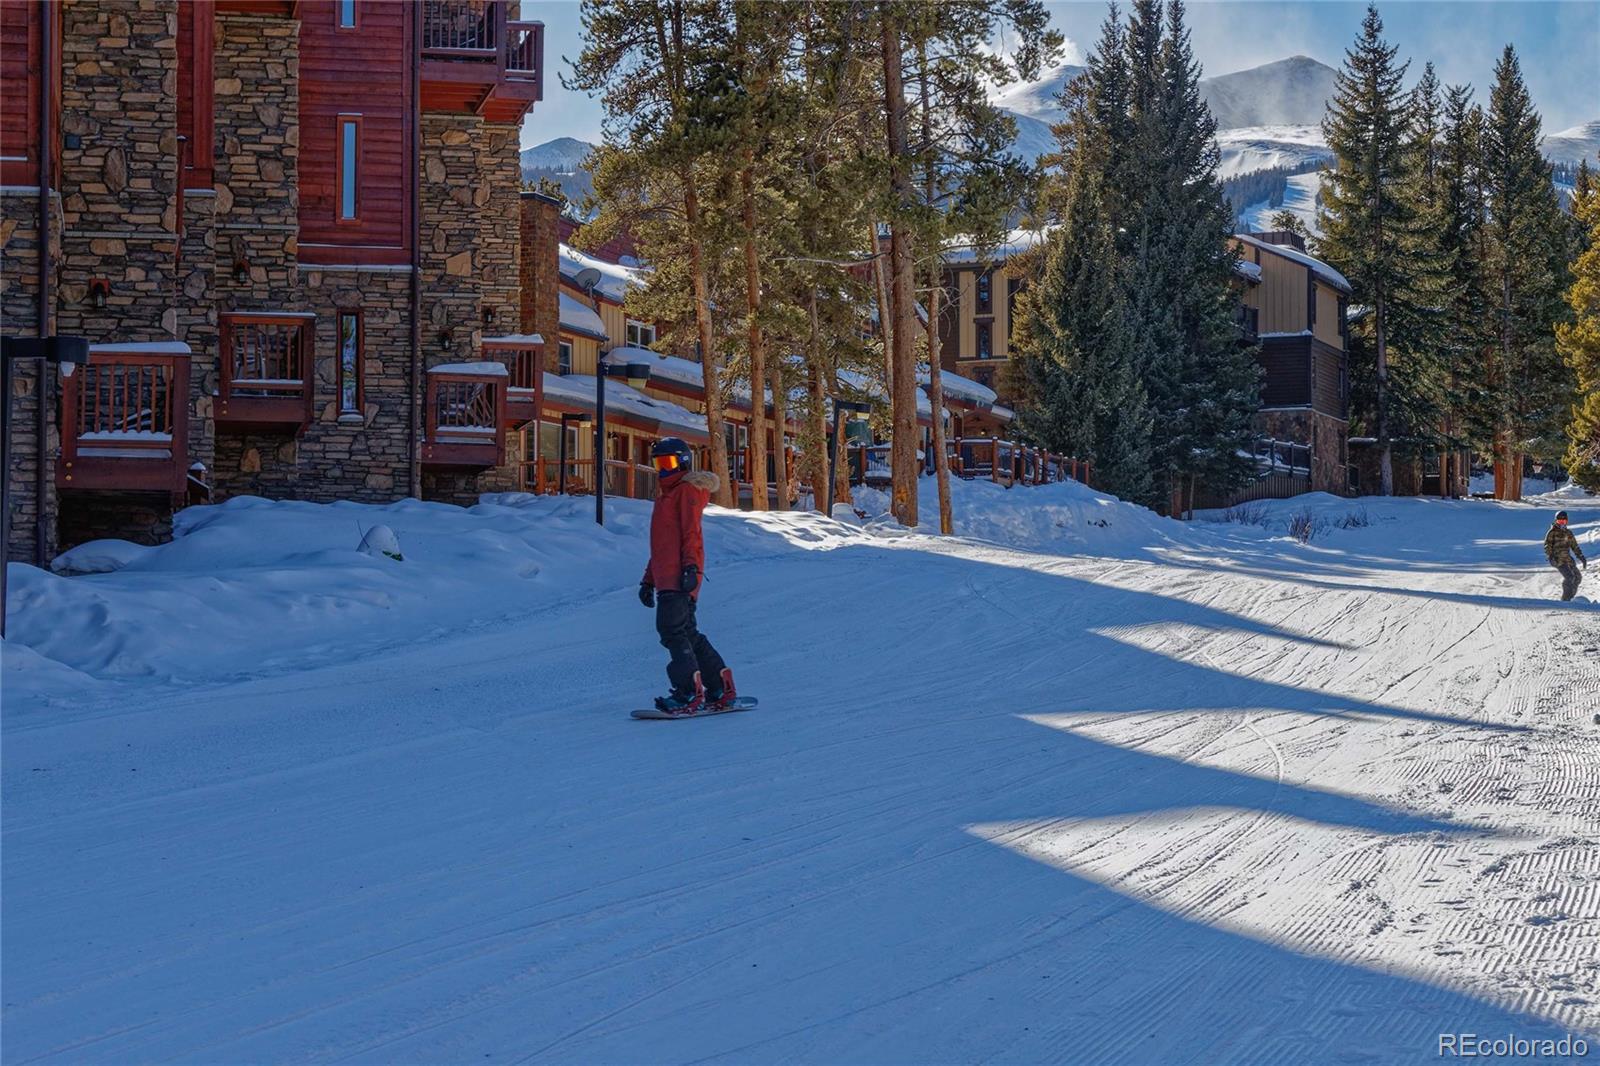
[
  {"left": 55, "top": 0, "right": 178, "bottom": 343},
  {"left": 520, "top": 191, "right": 561, "bottom": 370},
  {"left": 58, "top": 492, "right": 175, "bottom": 551},
  {"left": 0, "top": 191, "right": 57, "bottom": 566},
  {"left": 1254, "top": 407, "right": 1350, "bottom": 496}
]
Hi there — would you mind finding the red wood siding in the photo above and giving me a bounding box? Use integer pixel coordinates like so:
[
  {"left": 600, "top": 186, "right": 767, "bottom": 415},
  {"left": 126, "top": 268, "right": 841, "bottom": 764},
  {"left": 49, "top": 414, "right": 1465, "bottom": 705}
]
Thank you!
[
  {"left": 297, "top": 0, "right": 411, "bottom": 264},
  {"left": 176, "top": 0, "right": 214, "bottom": 188},
  {"left": 0, "top": 0, "right": 47, "bottom": 186}
]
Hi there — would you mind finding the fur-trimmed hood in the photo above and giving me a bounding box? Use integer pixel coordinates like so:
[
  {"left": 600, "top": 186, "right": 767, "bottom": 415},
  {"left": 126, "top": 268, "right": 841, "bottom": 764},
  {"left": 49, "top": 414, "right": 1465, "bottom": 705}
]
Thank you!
[{"left": 682, "top": 470, "right": 720, "bottom": 493}]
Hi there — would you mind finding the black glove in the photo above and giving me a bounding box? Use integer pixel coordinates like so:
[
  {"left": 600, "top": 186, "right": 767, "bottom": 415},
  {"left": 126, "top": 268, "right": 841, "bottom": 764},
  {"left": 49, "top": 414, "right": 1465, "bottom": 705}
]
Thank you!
[
  {"left": 678, "top": 564, "right": 699, "bottom": 593},
  {"left": 638, "top": 582, "right": 655, "bottom": 608}
]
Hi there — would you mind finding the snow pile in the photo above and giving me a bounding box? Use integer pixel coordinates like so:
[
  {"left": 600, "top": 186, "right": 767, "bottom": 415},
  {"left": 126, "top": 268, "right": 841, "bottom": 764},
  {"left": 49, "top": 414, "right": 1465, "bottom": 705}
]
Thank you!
[
  {"left": 4, "top": 494, "right": 867, "bottom": 699},
  {"left": 557, "top": 291, "right": 608, "bottom": 340},
  {"left": 559, "top": 243, "right": 647, "bottom": 304},
  {"left": 1468, "top": 473, "right": 1562, "bottom": 497},
  {"left": 854, "top": 475, "right": 1181, "bottom": 556}
]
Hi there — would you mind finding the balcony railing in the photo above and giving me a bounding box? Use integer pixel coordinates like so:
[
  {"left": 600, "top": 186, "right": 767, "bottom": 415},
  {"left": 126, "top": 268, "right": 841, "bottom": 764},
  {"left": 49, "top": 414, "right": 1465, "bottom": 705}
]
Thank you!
[
  {"left": 422, "top": 366, "right": 507, "bottom": 468},
  {"left": 420, "top": 1, "right": 542, "bottom": 117},
  {"left": 218, "top": 313, "right": 315, "bottom": 432},
  {"left": 482, "top": 336, "right": 543, "bottom": 426},
  {"left": 58, "top": 346, "right": 191, "bottom": 495},
  {"left": 845, "top": 438, "right": 1092, "bottom": 490}
]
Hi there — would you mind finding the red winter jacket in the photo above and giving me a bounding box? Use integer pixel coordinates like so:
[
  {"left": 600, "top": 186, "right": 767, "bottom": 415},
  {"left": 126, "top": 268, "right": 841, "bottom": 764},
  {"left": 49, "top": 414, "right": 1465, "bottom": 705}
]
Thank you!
[{"left": 643, "top": 470, "right": 719, "bottom": 597}]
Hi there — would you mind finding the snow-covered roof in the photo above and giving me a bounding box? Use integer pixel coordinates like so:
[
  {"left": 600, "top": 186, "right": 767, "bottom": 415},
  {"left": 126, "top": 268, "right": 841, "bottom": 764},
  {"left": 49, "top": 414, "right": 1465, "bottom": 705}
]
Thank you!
[
  {"left": 88, "top": 341, "right": 193, "bottom": 355},
  {"left": 1233, "top": 260, "right": 1262, "bottom": 283},
  {"left": 943, "top": 226, "right": 1054, "bottom": 265},
  {"left": 922, "top": 368, "right": 998, "bottom": 410},
  {"left": 560, "top": 244, "right": 648, "bottom": 304},
  {"left": 1233, "top": 233, "right": 1351, "bottom": 294},
  {"left": 482, "top": 333, "right": 544, "bottom": 347},
  {"left": 602, "top": 346, "right": 705, "bottom": 391},
  {"left": 834, "top": 368, "right": 935, "bottom": 423},
  {"left": 543, "top": 373, "right": 710, "bottom": 443},
  {"left": 990, "top": 404, "right": 1016, "bottom": 422},
  {"left": 558, "top": 291, "right": 610, "bottom": 341},
  {"left": 429, "top": 362, "right": 509, "bottom": 377}
]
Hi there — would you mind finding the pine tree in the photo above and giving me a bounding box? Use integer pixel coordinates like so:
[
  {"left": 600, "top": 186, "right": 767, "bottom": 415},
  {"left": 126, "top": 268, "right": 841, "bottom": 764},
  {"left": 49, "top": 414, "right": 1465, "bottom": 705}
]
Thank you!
[
  {"left": 1481, "top": 45, "right": 1573, "bottom": 499},
  {"left": 1559, "top": 165, "right": 1600, "bottom": 490},
  {"left": 1318, "top": 5, "right": 1415, "bottom": 496}
]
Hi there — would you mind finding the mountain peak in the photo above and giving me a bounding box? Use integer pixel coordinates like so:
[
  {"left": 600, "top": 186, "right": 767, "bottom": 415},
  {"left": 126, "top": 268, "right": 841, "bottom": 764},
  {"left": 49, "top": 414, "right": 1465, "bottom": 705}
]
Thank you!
[
  {"left": 520, "top": 137, "right": 596, "bottom": 174},
  {"left": 1200, "top": 56, "right": 1339, "bottom": 130}
]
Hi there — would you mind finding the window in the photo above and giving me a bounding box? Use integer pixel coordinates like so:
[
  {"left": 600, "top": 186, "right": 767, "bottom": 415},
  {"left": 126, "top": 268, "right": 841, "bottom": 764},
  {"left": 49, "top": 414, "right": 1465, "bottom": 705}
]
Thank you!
[
  {"left": 337, "top": 310, "right": 362, "bottom": 414},
  {"left": 337, "top": 0, "right": 356, "bottom": 28},
  {"left": 975, "top": 269, "right": 992, "bottom": 314},
  {"left": 626, "top": 319, "right": 656, "bottom": 348},
  {"left": 1007, "top": 278, "right": 1022, "bottom": 337},
  {"left": 337, "top": 116, "right": 361, "bottom": 221},
  {"left": 976, "top": 321, "right": 992, "bottom": 359},
  {"left": 557, "top": 340, "right": 573, "bottom": 376}
]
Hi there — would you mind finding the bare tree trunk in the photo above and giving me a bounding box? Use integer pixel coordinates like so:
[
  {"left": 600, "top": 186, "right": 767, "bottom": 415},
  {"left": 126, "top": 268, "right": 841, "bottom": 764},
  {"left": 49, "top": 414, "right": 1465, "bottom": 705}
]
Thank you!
[
  {"left": 869, "top": 222, "right": 893, "bottom": 392},
  {"left": 739, "top": 156, "right": 769, "bottom": 510},
  {"left": 1375, "top": 298, "right": 1393, "bottom": 496},
  {"left": 880, "top": 12, "right": 918, "bottom": 527},
  {"left": 917, "top": 41, "right": 952, "bottom": 535},
  {"left": 685, "top": 177, "right": 733, "bottom": 506},
  {"left": 805, "top": 289, "right": 830, "bottom": 512}
]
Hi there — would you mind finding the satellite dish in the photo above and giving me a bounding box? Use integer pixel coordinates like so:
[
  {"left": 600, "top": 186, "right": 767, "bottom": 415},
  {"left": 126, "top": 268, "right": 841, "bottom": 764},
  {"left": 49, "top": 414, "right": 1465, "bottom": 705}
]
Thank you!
[{"left": 573, "top": 267, "right": 602, "bottom": 293}]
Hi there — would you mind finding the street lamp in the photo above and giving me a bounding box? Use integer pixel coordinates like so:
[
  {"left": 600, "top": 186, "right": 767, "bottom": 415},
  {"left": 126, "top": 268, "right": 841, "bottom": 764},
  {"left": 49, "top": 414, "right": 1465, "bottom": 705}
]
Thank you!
[
  {"left": 826, "top": 398, "right": 872, "bottom": 516},
  {"left": 1, "top": 334, "right": 89, "bottom": 638},
  {"left": 594, "top": 353, "right": 652, "bottom": 526}
]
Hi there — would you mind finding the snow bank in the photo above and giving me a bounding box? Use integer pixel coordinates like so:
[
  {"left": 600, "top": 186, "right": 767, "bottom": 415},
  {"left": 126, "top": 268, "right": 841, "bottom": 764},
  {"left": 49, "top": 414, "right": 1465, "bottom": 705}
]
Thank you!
[
  {"left": 5, "top": 494, "right": 863, "bottom": 697},
  {"left": 854, "top": 475, "right": 1182, "bottom": 556}
]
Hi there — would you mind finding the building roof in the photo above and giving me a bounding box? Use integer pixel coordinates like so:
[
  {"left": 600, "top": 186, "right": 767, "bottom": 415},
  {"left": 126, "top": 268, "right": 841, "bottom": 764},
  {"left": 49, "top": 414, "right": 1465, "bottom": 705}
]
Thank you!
[
  {"left": 542, "top": 373, "right": 710, "bottom": 445},
  {"left": 559, "top": 243, "right": 648, "bottom": 305},
  {"left": 943, "top": 226, "right": 1054, "bottom": 266},
  {"left": 1233, "top": 233, "right": 1351, "bottom": 294},
  {"left": 558, "top": 291, "right": 610, "bottom": 341},
  {"left": 922, "top": 368, "right": 998, "bottom": 411}
]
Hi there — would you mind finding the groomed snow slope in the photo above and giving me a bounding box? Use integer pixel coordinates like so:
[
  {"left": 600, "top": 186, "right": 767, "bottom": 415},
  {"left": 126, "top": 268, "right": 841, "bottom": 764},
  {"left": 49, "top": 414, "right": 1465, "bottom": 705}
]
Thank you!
[{"left": 4, "top": 481, "right": 1599, "bottom": 1064}]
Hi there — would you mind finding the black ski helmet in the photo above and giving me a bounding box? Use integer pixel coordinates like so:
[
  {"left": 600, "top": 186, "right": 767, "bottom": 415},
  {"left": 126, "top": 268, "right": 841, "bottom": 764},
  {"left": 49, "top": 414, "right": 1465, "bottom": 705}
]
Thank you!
[
  {"left": 1555, "top": 510, "right": 1569, "bottom": 523},
  {"left": 651, "top": 437, "right": 694, "bottom": 473}
]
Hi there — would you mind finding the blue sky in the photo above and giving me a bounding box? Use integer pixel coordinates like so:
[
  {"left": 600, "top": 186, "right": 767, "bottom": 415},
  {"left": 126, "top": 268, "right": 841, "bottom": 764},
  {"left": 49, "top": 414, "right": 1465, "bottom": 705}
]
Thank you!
[{"left": 519, "top": 1, "right": 1599, "bottom": 150}]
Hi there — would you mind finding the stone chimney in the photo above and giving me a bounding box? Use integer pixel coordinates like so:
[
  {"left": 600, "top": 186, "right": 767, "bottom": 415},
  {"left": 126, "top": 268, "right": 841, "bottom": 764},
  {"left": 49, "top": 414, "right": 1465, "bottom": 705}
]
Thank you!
[{"left": 520, "top": 190, "right": 562, "bottom": 370}]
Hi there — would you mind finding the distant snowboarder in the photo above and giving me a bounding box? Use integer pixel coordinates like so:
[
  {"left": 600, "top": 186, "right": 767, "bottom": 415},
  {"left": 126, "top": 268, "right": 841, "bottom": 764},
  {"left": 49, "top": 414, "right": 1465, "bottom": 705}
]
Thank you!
[
  {"left": 637, "top": 437, "right": 741, "bottom": 716},
  {"left": 1543, "top": 510, "right": 1587, "bottom": 602}
]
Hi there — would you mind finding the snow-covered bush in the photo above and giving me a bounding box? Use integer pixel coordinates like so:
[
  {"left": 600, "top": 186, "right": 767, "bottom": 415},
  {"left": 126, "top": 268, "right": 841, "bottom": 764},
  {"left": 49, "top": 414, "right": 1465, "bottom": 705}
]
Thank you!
[
  {"left": 1287, "top": 508, "right": 1326, "bottom": 543},
  {"left": 1207, "top": 503, "right": 1272, "bottom": 528},
  {"left": 1335, "top": 507, "right": 1372, "bottom": 529}
]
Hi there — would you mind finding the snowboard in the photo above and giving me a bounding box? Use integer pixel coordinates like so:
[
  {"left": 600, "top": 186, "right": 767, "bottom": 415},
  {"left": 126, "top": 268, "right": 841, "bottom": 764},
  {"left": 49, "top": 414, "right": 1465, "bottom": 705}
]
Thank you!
[{"left": 631, "top": 697, "right": 758, "bottom": 720}]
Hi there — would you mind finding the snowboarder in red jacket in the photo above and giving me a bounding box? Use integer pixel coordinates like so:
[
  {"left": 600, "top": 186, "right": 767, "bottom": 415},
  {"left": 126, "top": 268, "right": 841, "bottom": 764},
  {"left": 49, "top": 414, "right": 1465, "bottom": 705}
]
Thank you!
[{"left": 639, "top": 437, "right": 735, "bottom": 714}]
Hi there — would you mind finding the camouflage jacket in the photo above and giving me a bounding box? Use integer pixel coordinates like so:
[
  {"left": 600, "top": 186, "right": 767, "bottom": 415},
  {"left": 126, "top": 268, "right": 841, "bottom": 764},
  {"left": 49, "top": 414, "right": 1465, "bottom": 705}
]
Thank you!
[{"left": 1544, "top": 524, "right": 1587, "bottom": 566}]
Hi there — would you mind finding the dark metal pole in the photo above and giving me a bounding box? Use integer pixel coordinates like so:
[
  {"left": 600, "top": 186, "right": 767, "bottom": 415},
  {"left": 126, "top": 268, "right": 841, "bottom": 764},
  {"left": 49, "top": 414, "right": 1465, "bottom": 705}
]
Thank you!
[
  {"left": 36, "top": 0, "right": 53, "bottom": 567},
  {"left": 595, "top": 369, "right": 605, "bottom": 526},
  {"left": 1, "top": 352, "right": 14, "bottom": 638},
  {"left": 826, "top": 406, "right": 842, "bottom": 517},
  {"left": 557, "top": 416, "right": 569, "bottom": 496}
]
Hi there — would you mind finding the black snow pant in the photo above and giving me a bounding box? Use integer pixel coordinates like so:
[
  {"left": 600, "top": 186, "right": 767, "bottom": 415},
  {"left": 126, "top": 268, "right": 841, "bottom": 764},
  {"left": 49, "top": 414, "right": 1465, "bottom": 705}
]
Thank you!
[
  {"left": 656, "top": 591, "right": 727, "bottom": 697},
  {"left": 1555, "top": 559, "right": 1582, "bottom": 602}
]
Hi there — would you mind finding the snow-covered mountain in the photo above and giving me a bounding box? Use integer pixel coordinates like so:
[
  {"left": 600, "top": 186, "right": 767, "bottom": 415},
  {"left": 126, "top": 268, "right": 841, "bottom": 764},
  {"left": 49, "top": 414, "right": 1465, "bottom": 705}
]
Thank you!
[
  {"left": 1541, "top": 120, "right": 1600, "bottom": 168},
  {"left": 1199, "top": 56, "right": 1339, "bottom": 130},
  {"left": 1215, "top": 125, "right": 1331, "bottom": 180},
  {"left": 990, "top": 63, "right": 1086, "bottom": 123},
  {"left": 520, "top": 136, "right": 596, "bottom": 174}
]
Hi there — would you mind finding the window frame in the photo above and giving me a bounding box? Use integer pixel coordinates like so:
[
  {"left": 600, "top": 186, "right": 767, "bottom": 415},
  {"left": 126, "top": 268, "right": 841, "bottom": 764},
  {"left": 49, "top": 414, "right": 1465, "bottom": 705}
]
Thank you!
[
  {"left": 336, "top": 0, "right": 358, "bottom": 29},
  {"left": 975, "top": 269, "right": 993, "bottom": 315},
  {"left": 557, "top": 340, "right": 573, "bottom": 376},
  {"left": 336, "top": 308, "right": 364, "bottom": 416},
  {"left": 625, "top": 319, "right": 656, "bottom": 348},
  {"left": 336, "top": 114, "right": 363, "bottom": 224},
  {"left": 976, "top": 320, "right": 992, "bottom": 360}
]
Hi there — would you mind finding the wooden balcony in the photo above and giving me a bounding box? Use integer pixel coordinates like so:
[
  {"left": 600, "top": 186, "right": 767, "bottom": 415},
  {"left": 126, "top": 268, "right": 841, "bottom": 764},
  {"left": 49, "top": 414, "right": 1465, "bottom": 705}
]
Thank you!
[
  {"left": 422, "top": 364, "right": 507, "bottom": 468},
  {"left": 420, "top": 1, "right": 542, "bottom": 123},
  {"left": 58, "top": 344, "right": 191, "bottom": 496},
  {"left": 482, "top": 335, "right": 543, "bottom": 427},
  {"left": 217, "top": 313, "right": 316, "bottom": 433}
]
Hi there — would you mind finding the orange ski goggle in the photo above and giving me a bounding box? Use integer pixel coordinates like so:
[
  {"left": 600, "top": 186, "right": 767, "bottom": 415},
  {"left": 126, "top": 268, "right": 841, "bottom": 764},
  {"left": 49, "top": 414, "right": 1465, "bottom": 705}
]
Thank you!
[{"left": 653, "top": 453, "right": 684, "bottom": 472}]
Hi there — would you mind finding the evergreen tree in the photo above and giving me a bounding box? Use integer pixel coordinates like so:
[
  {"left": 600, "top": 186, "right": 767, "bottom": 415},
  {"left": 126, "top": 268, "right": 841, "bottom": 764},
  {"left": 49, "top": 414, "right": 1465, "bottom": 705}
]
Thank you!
[
  {"left": 1480, "top": 45, "right": 1573, "bottom": 498},
  {"left": 1559, "top": 169, "right": 1600, "bottom": 490},
  {"left": 1268, "top": 209, "right": 1310, "bottom": 238},
  {"left": 1318, "top": 5, "right": 1415, "bottom": 495}
]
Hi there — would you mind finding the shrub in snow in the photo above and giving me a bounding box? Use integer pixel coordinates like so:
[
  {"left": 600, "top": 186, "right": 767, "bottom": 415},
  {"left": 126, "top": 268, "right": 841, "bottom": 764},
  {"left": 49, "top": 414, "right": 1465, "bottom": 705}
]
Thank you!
[
  {"left": 1335, "top": 507, "right": 1371, "bottom": 530},
  {"left": 1286, "top": 508, "right": 1326, "bottom": 543},
  {"left": 1209, "top": 503, "right": 1272, "bottom": 528},
  {"left": 50, "top": 539, "right": 152, "bottom": 575},
  {"left": 357, "top": 524, "right": 404, "bottom": 562}
]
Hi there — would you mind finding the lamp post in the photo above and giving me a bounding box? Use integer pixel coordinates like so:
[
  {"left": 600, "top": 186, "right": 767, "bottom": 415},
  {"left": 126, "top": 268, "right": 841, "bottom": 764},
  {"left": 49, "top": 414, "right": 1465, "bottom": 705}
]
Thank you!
[
  {"left": 594, "top": 354, "right": 652, "bottom": 526},
  {"left": 1, "top": 335, "right": 89, "bottom": 638},
  {"left": 826, "top": 398, "right": 872, "bottom": 516}
]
